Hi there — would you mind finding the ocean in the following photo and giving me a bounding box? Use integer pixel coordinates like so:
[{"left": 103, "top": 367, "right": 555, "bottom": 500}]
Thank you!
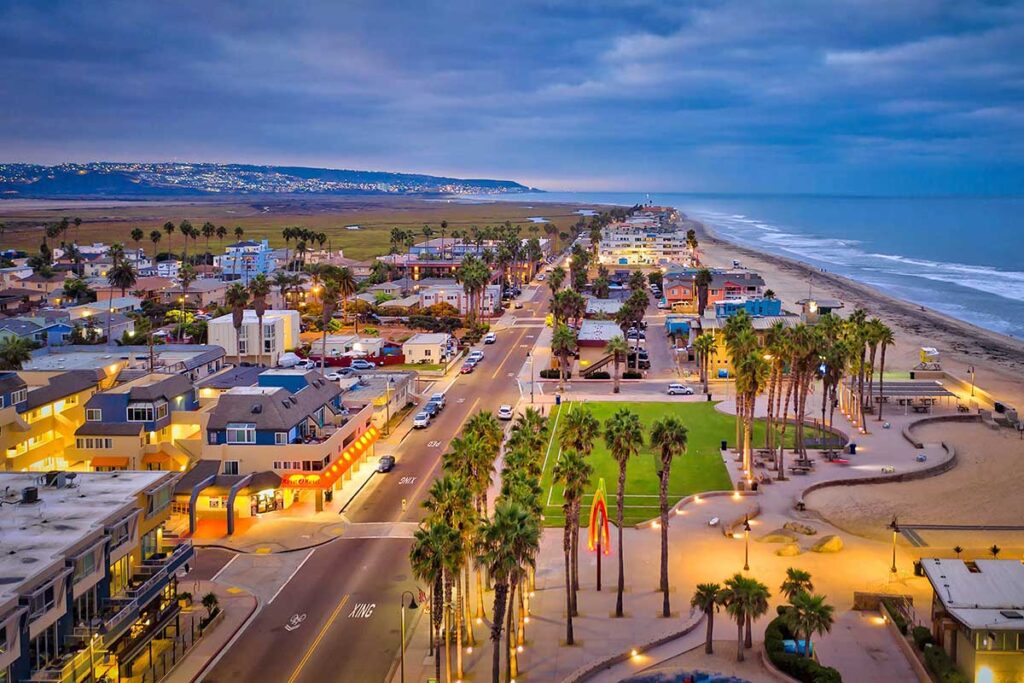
[{"left": 479, "top": 192, "right": 1024, "bottom": 339}]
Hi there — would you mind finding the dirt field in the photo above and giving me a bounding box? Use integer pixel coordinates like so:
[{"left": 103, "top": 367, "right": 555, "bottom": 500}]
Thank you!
[{"left": 0, "top": 196, "right": 589, "bottom": 261}]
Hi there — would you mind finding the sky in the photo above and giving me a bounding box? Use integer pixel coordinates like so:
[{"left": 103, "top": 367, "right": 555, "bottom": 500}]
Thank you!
[{"left": 1, "top": 1, "right": 1023, "bottom": 194}]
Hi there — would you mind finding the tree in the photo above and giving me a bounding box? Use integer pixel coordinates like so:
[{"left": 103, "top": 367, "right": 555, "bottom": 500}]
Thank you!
[
  {"left": 130, "top": 228, "right": 144, "bottom": 245},
  {"left": 558, "top": 405, "right": 600, "bottom": 603},
  {"left": 784, "top": 591, "right": 835, "bottom": 657},
  {"left": 0, "top": 337, "right": 34, "bottom": 370},
  {"left": 163, "top": 221, "right": 175, "bottom": 258},
  {"left": 62, "top": 277, "right": 93, "bottom": 305},
  {"left": 551, "top": 323, "right": 577, "bottom": 392},
  {"left": 548, "top": 265, "right": 565, "bottom": 295},
  {"left": 248, "top": 274, "right": 271, "bottom": 368},
  {"left": 176, "top": 264, "right": 197, "bottom": 342},
  {"left": 743, "top": 579, "right": 770, "bottom": 649},
  {"left": 628, "top": 269, "right": 646, "bottom": 292},
  {"left": 412, "top": 520, "right": 459, "bottom": 683},
  {"left": 605, "top": 335, "right": 629, "bottom": 393},
  {"left": 553, "top": 450, "right": 592, "bottom": 643},
  {"left": 720, "top": 574, "right": 748, "bottom": 662},
  {"left": 319, "top": 280, "right": 340, "bottom": 370},
  {"left": 735, "top": 349, "right": 770, "bottom": 478},
  {"left": 201, "top": 591, "right": 219, "bottom": 618},
  {"left": 780, "top": 567, "right": 814, "bottom": 602},
  {"left": 334, "top": 267, "right": 357, "bottom": 328},
  {"left": 695, "top": 268, "right": 713, "bottom": 316},
  {"left": 875, "top": 322, "right": 895, "bottom": 421},
  {"left": 106, "top": 248, "right": 137, "bottom": 343},
  {"left": 694, "top": 333, "right": 717, "bottom": 394},
  {"left": 691, "top": 583, "right": 722, "bottom": 654},
  {"left": 650, "top": 416, "right": 688, "bottom": 617},
  {"left": 201, "top": 221, "right": 215, "bottom": 255},
  {"left": 225, "top": 283, "right": 250, "bottom": 366},
  {"left": 149, "top": 230, "right": 162, "bottom": 256},
  {"left": 604, "top": 408, "right": 643, "bottom": 618},
  {"left": 234, "top": 226, "right": 244, "bottom": 240}
]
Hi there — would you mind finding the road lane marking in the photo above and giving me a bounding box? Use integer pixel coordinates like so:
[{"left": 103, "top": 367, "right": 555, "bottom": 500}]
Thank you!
[
  {"left": 348, "top": 602, "right": 376, "bottom": 618},
  {"left": 399, "top": 476, "right": 417, "bottom": 485},
  {"left": 285, "top": 613, "right": 307, "bottom": 631},
  {"left": 491, "top": 328, "right": 528, "bottom": 379},
  {"left": 403, "top": 396, "right": 481, "bottom": 518},
  {"left": 209, "top": 553, "right": 239, "bottom": 583},
  {"left": 269, "top": 548, "right": 316, "bottom": 605},
  {"left": 287, "top": 593, "right": 351, "bottom": 683}
]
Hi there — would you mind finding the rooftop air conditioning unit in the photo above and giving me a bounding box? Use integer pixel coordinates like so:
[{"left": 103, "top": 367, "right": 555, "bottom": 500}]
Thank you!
[{"left": 21, "top": 487, "right": 39, "bottom": 504}]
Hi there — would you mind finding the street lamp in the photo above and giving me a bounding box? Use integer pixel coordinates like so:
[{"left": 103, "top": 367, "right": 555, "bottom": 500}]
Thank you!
[
  {"left": 526, "top": 351, "right": 535, "bottom": 404},
  {"left": 969, "top": 366, "right": 976, "bottom": 397},
  {"left": 384, "top": 377, "right": 395, "bottom": 436},
  {"left": 742, "top": 515, "right": 751, "bottom": 571},
  {"left": 888, "top": 516, "right": 900, "bottom": 574},
  {"left": 400, "top": 590, "right": 419, "bottom": 683}
]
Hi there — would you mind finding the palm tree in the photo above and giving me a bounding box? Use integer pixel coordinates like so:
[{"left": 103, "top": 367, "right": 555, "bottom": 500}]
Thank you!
[
  {"left": 201, "top": 221, "right": 215, "bottom": 257},
  {"left": 875, "top": 323, "right": 895, "bottom": 421},
  {"left": 720, "top": 574, "right": 748, "bottom": 662},
  {"left": 130, "top": 228, "right": 144, "bottom": 246},
  {"left": 691, "top": 583, "right": 722, "bottom": 654},
  {"left": 743, "top": 579, "right": 771, "bottom": 649},
  {"left": 477, "top": 501, "right": 539, "bottom": 683},
  {"left": 605, "top": 335, "right": 629, "bottom": 393},
  {"left": 650, "top": 416, "right": 688, "bottom": 617},
  {"left": 62, "top": 277, "right": 92, "bottom": 305},
  {"left": 548, "top": 265, "right": 566, "bottom": 295},
  {"left": 176, "top": 264, "right": 197, "bottom": 342},
  {"left": 234, "top": 226, "right": 244, "bottom": 241},
  {"left": 149, "top": 230, "right": 162, "bottom": 257},
  {"left": 106, "top": 249, "right": 137, "bottom": 343},
  {"left": 553, "top": 450, "right": 592, "bottom": 634},
  {"left": 178, "top": 219, "right": 193, "bottom": 262},
  {"left": 551, "top": 324, "right": 577, "bottom": 392},
  {"left": 215, "top": 225, "right": 228, "bottom": 244},
  {"left": 224, "top": 283, "right": 250, "bottom": 366},
  {"left": 780, "top": 567, "right": 814, "bottom": 602},
  {"left": 319, "top": 280, "right": 341, "bottom": 371},
  {"left": 694, "top": 268, "right": 713, "bottom": 316},
  {"left": 412, "top": 520, "right": 459, "bottom": 683},
  {"left": 605, "top": 408, "right": 643, "bottom": 617},
  {"left": 163, "top": 221, "right": 175, "bottom": 258},
  {"left": 785, "top": 591, "right": 835, "bottom": 657},
  {"left": 694, "top": 333, "right": 717, "bottom": 394},
  {"left": 334, "top": 267, "right": 357, "bottom": 328},
  {"left": 559, "top": 405, "right": 600, "bottom": 599},
  {"left": 248, "top": 274, "right": 271, "bottom": 368},
  {"left": 735, "top": 350, "right": 770, "bottom": 478},
  {"left": 0, "top": 337, "right": 34, "bottom": 370}
]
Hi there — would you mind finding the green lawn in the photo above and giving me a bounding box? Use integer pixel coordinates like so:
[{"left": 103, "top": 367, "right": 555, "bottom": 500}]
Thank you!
[{"left": 539, "top": 401, "right": 782, "bottom": 527}]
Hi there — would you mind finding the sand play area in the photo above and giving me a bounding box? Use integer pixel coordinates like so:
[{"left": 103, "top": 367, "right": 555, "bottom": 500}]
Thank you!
[{"left": 805, "top": 422, "right": 1024, "bottom": 542}]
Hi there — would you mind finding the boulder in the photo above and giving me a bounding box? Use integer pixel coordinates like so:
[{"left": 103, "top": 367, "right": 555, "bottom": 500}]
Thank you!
[
  {"left": 812, "top": 535, "right": 844, "bottom": 553},
  {"left": 784, "top": 521, "right": 817, "bottom": 536},
  {"left": 758, "top": 528, "right": 798, "bottom": 543},
  {"left": 776, "top": 543, "right": 802, "bottom": 557}
]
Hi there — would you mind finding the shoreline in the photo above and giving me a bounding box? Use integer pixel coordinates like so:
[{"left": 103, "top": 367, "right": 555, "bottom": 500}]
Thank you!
[{"left": 684, "top": 215, "right": 1024, "bottom": 409}]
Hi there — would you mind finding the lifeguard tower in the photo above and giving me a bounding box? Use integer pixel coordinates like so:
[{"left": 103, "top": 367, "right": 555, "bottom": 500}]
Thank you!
[{"left": 914, "top": 346, "right": 941, "bottom": 371}]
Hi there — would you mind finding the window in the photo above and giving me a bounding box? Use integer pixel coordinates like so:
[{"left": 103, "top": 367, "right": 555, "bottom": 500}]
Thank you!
[
  {"left": 223, "top": 460, "right": 239, "bottom": 475},
  {"left": 29, "top": 585, "right": 56, "bottom": 617},
  {"left": 275, "top": 432, "right": 288, "bottom": 445},
  {"left": 156, "top": 402, "right": 168, "bottom": 420},
  {"left": 0, "top": 395, "right": 4, "bottom": 409},
  {"left": 424, "top": 349, "right": 431, "bottom": 357},
  {"left": 126, "top": 403, "right": 154, "bottom": 422},
  {"left": 11, "top": 388, "right": 26, "bottom": 404},
  {"left": 226, "top": 423, "right": 255, "bottom": 444},
  {"left": 238, "top": 338, "right": 248, "bottom": 355}
]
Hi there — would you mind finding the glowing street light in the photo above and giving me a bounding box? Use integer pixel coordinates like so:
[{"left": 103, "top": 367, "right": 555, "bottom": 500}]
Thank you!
[
  {"left": 400, "top": 590, "right": 419, "bottom": 683},
  {"left": 743, "top": 515, "right": 752, "bottom": 571},
  {"left": 888, "top": 516, "right": 900, "bottom": 574}
]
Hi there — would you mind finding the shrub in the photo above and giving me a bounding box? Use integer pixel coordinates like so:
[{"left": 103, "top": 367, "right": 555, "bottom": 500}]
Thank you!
[
  {"left": 585, "top": 371, "right": 610, "bottom": 380},
  {"left": 923, "top": 643, "right": 968, "bottom": 683},
  {"left": 540, "top": 369, "right": 567, "bottom": 379},
  {"left": 912, "top": 625, "right": 934, "bottom": 650},
  {"left": 764, "top": 615, "right": 843, "bottom": 683},
  {"left": 881, "top": 599, "right": 908, "bottom": 635},
  {"left": 622, "top": 371, "right": 643, "bottom": 379}
]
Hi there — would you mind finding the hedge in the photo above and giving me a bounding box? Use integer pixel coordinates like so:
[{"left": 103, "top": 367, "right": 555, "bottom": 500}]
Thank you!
[
  {"left": 540, "top": 369, "right": 568, "bottom": 379},
  {"left": 622, "top": 371, "right": 643, "bottom": 379},
  {"left": 765, "top": 614, "right": 843, "bottom": 683},
  {"left": 922, "top": 643, "right": 968, "bottom": 683},
  {"left": 881, "top": 598, "right": 908, "bottom": 635},
  {"left": 585, "top": 371, "right": 611, "bottom": 380},
  {"left": 912, "top": 625, "right": 934, "bottom": 650}
]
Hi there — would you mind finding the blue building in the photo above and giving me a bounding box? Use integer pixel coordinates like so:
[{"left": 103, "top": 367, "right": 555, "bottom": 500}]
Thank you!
[
  {"left": 714, "top": 298, "right": 782, "bottom": 318},
  {"left": 215, "top": 239, "right": 277, "bottom": 283}
]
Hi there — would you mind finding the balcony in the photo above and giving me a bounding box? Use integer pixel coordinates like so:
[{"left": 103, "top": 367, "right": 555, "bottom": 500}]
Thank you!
[{"left": 141, "top": 540, "right": 194, "bottom": 577}]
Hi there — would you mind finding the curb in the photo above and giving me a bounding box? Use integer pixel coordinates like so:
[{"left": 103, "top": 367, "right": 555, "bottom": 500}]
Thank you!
[{"left": 189, "top": 592, "right": 260, "bottom": 683}]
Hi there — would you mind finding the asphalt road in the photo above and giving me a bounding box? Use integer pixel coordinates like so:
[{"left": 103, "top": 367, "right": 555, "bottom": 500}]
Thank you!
[{"left": 205, "top": 292, "right": 547, "bottom": 683}]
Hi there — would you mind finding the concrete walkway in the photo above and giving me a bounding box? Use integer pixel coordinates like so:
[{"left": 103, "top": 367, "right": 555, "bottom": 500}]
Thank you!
[
  {"left": 166, "top": 580, "right": 258, "bottom": 683},
  {"left": 816, "top": 611, "right": 920, "bottom": 683}
]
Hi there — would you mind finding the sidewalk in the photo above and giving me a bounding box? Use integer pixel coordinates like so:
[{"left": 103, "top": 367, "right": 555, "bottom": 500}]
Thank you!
[{"left": 166, "top": 580, "right": 258, "bottom": 683}]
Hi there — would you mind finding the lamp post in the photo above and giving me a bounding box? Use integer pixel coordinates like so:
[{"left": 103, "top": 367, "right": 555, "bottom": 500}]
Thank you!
[
  {"left": 400, "top": 590, "right": 419, "bottom": 683},
  {"left": 888, "top": 516, "right": 900, "bottom": 574},
  {"left": 384, "top": 377, "right": 395, "bottom": 436},
  {"left": 742, "top": 515, "right": 751, "bottom": 572},
  {"left": 969, "top": 366, "right": 976, "bottom": 398},
  {"left": 527, "top": 351, "right": 535, "bottom": 404}
]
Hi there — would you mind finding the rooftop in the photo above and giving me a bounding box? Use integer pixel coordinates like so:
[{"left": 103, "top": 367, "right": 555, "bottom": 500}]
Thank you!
[
  {"left": 194, "top": 365, "right": 264, "bottom": 390},
  {"left": 578, "top": 319, "right": 623, "bottom": 343},
  {"left": 0, "top": 471, "right": 172, "bottom": 600},
  {"left": 20, "top": 369, "right": 104, "bottom": 410},
  {"left": 22, "top": 344, "right": 224, "bottom": 373},
  {"left": 209, "top": 309, "right": 298, "bottom": 325},
  {"left": 404, "top": 332, "right": 450, "bottom": 345},
  {"left": 923, "top": 558, "right": 1024, "bottom": 630}
]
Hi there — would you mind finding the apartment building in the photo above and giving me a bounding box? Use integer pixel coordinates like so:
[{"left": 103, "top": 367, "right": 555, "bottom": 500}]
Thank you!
[
  {"left": 0, "top": 470, "right": 190, "bottom": 683},
  {"left": 417, "top": 283, "right": 500, "bottom": 315},
  {"left": 597, "top": 221, "right": 691, "bottom": 266},
  {"left": 207, "top": 309, "right": 300, "bottom": 366},
  {"left": 214, "top": 239, "right": 276, "bottom": 283}
]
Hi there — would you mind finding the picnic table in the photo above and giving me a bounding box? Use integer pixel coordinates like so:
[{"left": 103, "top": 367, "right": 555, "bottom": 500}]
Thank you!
[
  {"left": 789, "top": 464, "right": 812, "bottom": 475},
  {"left": 912, "top": 404, "right": 930, "bottom": 414}
]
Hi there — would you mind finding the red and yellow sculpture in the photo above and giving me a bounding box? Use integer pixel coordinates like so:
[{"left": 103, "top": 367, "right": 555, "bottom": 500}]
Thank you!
[{"left": 588, "top": 478, "right": 611, "bottom": 591}]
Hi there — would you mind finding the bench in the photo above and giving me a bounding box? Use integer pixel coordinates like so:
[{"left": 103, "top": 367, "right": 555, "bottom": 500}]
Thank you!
[{"left": 789, "top": 466, "right": 811, "bottom": 475}]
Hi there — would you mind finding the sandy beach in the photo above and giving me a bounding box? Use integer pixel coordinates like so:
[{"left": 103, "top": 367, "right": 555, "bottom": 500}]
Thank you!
[{"left": 688, "top": 217, "right": 1024, "bottom": 410}]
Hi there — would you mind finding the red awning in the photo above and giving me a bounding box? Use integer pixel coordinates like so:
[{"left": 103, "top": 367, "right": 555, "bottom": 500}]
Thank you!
[
  {"left": 91, "top": 456, "right": 129, "bottom": 468},
  {"left": 282, "top": 426, "right": 381, "bottom": 490},
  {"left": 142, "top": 452, "right": 171, "bottom": 465}
]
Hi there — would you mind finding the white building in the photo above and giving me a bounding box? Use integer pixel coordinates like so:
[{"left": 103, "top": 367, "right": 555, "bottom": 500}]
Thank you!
[
  {"left": 402, "top": 333, "right": 454, "bottom": 365},
  {"left": 417, "top": 284, "right": 500, "bottom": 315},
  {"left": 208, "top": 309, "right": 300, "bottom": 366},
  {"left": 156, "top": 260, "right": 181, "bottom": 279},
  {"left": 597, "top": 221, "right": 691, "bottom": 266}
]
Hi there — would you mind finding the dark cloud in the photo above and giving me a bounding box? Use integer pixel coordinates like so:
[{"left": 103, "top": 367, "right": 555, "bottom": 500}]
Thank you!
[{"left": 1, "top": 0, "right": 1022, "bottom": 193}]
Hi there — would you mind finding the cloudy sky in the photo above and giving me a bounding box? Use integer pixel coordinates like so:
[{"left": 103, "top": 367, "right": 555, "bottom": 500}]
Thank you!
[{"left": 2, "top": 1, "right": 1022, "bottom": 193}]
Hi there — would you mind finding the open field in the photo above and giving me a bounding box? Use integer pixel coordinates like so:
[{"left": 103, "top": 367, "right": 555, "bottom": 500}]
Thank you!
[
  {"left": 0, "top": 196, "right": 591, "bottom": 261},
  {"left": 538, "top": 401, "right": 784, "bottom": 527}
]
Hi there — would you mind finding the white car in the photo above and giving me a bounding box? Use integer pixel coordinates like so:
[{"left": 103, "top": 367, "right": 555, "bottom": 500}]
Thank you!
[
  {"left": 297, "top": 360, "right": 317, "bottom": 370},
  {"left": 497, "top": 405, "right": 514, "bottom": 421},
  {"left": 413, "top": 412, "right": 431, "bottom": 429},
  {"left": 667, "top": 384, "right": 694, "bottom": 396},
  {"left": 324, "top": 371, "right": 346, "bottom": 381},
  {"left": 483, "top": 332, "right": 497, "bottom": 344},
  {"left": 430, "top": 392, "right": 446, "bottom": 410},
  {"left": 467, "top": 351, "right": 484, "bottom": 363}
]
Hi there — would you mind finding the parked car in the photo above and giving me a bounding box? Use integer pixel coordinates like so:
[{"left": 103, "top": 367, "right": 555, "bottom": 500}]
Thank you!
[
  {"left": 297, "top": 360, "right": 317, "bottom": 370},
  {"left": 627, "top": 354, "right": 651, "bottom": 370},
  {"left": 430, "top": 392, "right": 446, "bottom": 410},
  {"left": 667, "top": 383, "right": 694, "bottom": 396},
  {"left": 377, "top": 455, "right": 396, "bottom": 473},
  {"left": 467, "top": 350, "right": 484, "bottom": 362},
  {"left": 514, "top": 301, "right": 523, "bottom": 309},
  {"left": 537, "top": 273, "right": 546, "bottom": 281},
  {"left": 460, "top": 363, "right": 475, "bottom": 374},
  {"left": 483, "top": 332, "right": 497, "bottom": 344},
  {"left": 350, "top": 359, "right": 376, "bottom": 371},
  {"left": 497, "top": 405, "right": 514, "bottom": 420},
  {"left": 324, "top": 371, "right": 346, "bottom": 381},
  {"left": 413, "top": 411, "right": 431, "bottom": 428},
  {"left": 423, "top": 401, "right": 441, "bottom": 417}
]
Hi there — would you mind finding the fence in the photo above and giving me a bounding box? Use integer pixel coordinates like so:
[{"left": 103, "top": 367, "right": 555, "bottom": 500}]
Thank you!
[{"left": 121, "top": 608, "right": 220, "bottom": 683}]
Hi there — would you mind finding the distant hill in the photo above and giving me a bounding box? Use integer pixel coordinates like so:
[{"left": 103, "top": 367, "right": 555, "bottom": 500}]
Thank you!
[{"left": 0, "top": 162, "right": 537, "bottom": 198}]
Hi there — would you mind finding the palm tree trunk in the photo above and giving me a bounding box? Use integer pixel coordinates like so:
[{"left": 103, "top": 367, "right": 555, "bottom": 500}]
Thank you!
[
  {"left": 615, "top": 468, "right": 626, "bottom": 618},
  {"left": 743, "top": 393, "right": 754, "bottom": 476},
  {"left": 777, "top": 370, "right": 795, "bottom": 479},
  {"left": 736, "top": 619, "right": 745, "bottom": 662},
  {"left": 444, "top": 574, "right": 452, "bottom": 683},
  {"left": 464, "top": 564, "right": 475, "bottom": 646},
  {"left": 571, "top": 501, "right": 580, "bottom": 615},
  {"left": 564, "top": 534, "right": 574, "bottom": 644},
  {"left": 744, "top": 611, "right": 753, "bottom": 649},
  {"left": 490, "top": 584, "right": 507, "bottom": 683},
  {"left": 505, "top": 578, "right": 517, "bottom": 683},
  {"left": 613, "top": 356, "right": 620, "bottom": 393},
  {"left": 434, "top": 579, "right": 443, "bottom": 683},
  {"left": 705, "top": 610, "right": 714, "bottom": 654},
  {"left": 660, "top": 470, "right": 670, "bottom": 618},
  {"left": 517, "top": 576, "right": 526, "bottom": 645},
  {"left": 456, "top": 577, "right": 464, "bottom": 680},
  {"left": 877, "top": 346, "right": 887, "bottom": 421}
]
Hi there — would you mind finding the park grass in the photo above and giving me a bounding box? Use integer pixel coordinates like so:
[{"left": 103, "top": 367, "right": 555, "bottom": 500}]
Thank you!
[{"left": 538, "top": 401, "right": 789, "bottom": 527}]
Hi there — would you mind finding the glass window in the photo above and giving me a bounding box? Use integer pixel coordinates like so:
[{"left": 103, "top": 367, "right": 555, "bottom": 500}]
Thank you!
[
  {"left": 275, "top": 432, "right": 288, "bottom": 445},
  {"left": 226, "top": 423, "right": 255, "bottom": 444},
  {"left": 86, "top": 408, "right": 102, "bottom": 421},
  {"left": 223, "top": 460, "right": 239, "bottom": 475},
  {"left": 126, "top": 403, "right": 154, "bottom": 422},
  {"left": 156, "top": 402, "right": 168, "bottom": 419},
  {"left": 11, "top": 388, "right": 26, "bottom": 404}
]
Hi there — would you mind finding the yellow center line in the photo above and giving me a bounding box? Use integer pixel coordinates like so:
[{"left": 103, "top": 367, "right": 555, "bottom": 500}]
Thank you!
[
  {"left": 287, "top": 593, "right": 350, "bottom": 683},
  {"left": 404, "top": 396, "right": 482, "bottom": 519},
  {"left": 491, "top": 328, "right": 528, "bottom": 379}
]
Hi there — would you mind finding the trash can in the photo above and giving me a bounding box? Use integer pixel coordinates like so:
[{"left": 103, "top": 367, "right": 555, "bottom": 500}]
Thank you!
[
  {"left": 721, "top": 440, "right": 728, "bottom": 451},
  {"left": 706, "top": 392, "right": 712, "bottom": 402},
  {"left": 848, "top": 442, "right": 857, "bottom": 455},
  {"left": 752, "top": 482, "right": 759, "bottom": 492},
  {"left": 555, "top": 394, "right": 561, "bottom": 406}
]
